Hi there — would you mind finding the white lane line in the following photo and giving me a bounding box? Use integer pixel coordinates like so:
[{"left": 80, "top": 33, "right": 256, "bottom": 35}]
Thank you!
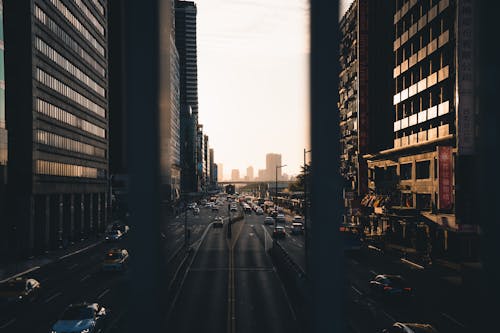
[
  {"left": 68, "top": 263, "right": 79, "bottom": 270},
  {"left": 79, "top": 274, "right": 91, "bottom": 282},
  {"left": 350, "top": 259, "right": 360, "bottom": 265},
  {"left": 97, "top": 288, "right": 110, "bottom": 300},
  {"left": 351, "top": 285, "right": 363, "bottom": 296},
  {"left": 161, "top": 232, "right": 166, "bottom": 239},
  {"left": 370, "top": 270, "right": 378, "bottom": 276},
  {"left": 381, "top": 310, "right": 396, "bottom": 322},
  {"left": 0, "top": 266, "right": 41, "bottom": 283},
  {"left": 0, "top": 318, "right": 16, "bottom": 329},
  {"left": 368, "top": 245, "right": 384, "bottom": 253},
  {"left": 401, "top": 258, "right": 425, "bottom": 270},
  {"left": 59, "top": 241, "right": 103, "bottom": 260},
  {"left": 44, "top": 291, "right": 62, "bottom": 303},
  {"left": 442, "top": 312, "right": 466, "bottom": 328}
]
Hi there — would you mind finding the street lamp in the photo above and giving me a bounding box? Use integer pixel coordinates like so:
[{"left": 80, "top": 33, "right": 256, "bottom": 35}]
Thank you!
[
  {"left": 275, "top": 164, "right": 287, "bottom": 226},
  {"left": 303, "top": 148, "right": 311, "bottom": 275}
]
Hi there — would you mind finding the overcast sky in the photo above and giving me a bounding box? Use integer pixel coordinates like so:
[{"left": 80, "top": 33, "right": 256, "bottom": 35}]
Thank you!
[{"left": 197, "top": 0, "right": 352, "bottom": 179}]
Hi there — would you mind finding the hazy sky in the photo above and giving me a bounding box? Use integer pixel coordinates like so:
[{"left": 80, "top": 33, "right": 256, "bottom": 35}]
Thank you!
[
  {"left": 197, "top": 0, "right": 310, "bottom": 179},
  {"left": 197, "top": 0, "right": 352, "bottom": 179}
]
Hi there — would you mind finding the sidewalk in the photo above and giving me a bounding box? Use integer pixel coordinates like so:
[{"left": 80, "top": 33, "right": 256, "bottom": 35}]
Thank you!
[{"left": 0, "top": 235, "right": 104, "bottom": 283}]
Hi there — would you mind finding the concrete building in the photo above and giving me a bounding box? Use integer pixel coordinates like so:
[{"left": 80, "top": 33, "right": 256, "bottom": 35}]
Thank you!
[
  {"left": 257, "top": 169, "right": 266, "bottom": 181},
  {"left": 209, "top": 148, "right": 216, "bottom": 187},
  {"left": 246, "top": 166, "right": 254, "bottom": 181},
  {"left": 365, "top": 0, "right": 479, "bottom": 261},
  {"left": 175, "top": 0, "right": 199, "bottom": 194},
  {"left": 5, "top": 0, "right": 109, "bottom": 255},
  {"left": 231, "top": 169, "right": 240, "bottom": 182},
  {"left": 0, "top": 0, "right": 7, "bottom": 256},
  {"left": 169, "top": 33, "right": 181, "bottom": 203},
  {"left": 338, "top": 0, "right": 394, "bottom": 225},
  {"left": 217, "top": 163, "right": 223, "bottom": 182},
  {"left": 265, "top": 153, "right": 282, "bottom": 181}
]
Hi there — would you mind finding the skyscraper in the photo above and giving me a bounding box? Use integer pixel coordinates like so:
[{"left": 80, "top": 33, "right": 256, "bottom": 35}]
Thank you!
[
  {"left": 231, "top": 169, "right": 240, "bottom": 181},
  {"left": 0, "top": 0, "right": 7, "bottom": 256},
  {"left": 246, "top": 166, "right": 254, "bottom": 181},
  {"left": 217, "top": 163, "right": 223, "bottom": 182},
  {"left": 176, "top": 0, "right": 199, "bottom": 194},
  {"left": 266, "top": 153, "right": 282, "bottom": 181},
  {"left": 5, "top": 0, "right": 109, "bottom": 255}
]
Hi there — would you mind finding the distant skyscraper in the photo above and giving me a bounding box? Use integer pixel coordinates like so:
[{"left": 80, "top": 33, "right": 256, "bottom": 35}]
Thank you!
[
  {"left": 258, "top": 169, "right": 266, "bottom": 181},
  {"left": 246, "top": 166, "right": 254, "bottom": 181},
  {"left": 231, "top": 169, "right": 240, "bottom": 181},
  {"left": 266, "top": 153, "right": 282, "bottom": 181},
  {"left": 0, "top": 0, "right": 6, "bottom": 256},
  {"left": 217, "top": 163, "right": 223, "bottom": 182}
]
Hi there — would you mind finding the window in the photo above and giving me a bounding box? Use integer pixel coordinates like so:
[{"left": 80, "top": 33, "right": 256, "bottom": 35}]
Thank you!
[
  {"left": 416, "top": 193, "right": 432, "bottom": 210},
  {"left": 416, "top": 160, "right": 430, "bottom": 179},
  {"left": 400, "top": 163, "right": 412, "bottom": 180}
]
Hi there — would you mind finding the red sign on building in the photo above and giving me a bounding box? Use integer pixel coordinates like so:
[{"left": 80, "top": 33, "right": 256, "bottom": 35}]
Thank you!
[{"left": 438, "top": 146, "right": 453, "bottom": 210}]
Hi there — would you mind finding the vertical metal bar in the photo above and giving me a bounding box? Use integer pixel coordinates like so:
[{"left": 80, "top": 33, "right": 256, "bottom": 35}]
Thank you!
[
  {"left": 477, "top": 1, "right": 500, "bottom": 331},
  {"left": 123, "top": 0, "right": 163, "bottom": 331},
  {"left": 310, "top": 0, "right": 341, "bottom": 332}
]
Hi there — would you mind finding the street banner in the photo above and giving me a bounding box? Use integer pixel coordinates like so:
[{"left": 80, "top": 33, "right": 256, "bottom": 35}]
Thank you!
[{"left": 438, "top": 146, "right": 453, "bottom": 210}]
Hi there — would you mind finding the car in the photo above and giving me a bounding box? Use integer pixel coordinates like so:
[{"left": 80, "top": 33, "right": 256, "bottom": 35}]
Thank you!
[
  {"left": 102, "top": 248, "right": 130, "bottom": 272},
  {"left": 105, "top": 230, "right": 123, "bottom": 242},
  {"left": 270, "top": 210, "right": 278, "bottom": 218},
  {"left": 0, "top": 277, "right": 40, "bottom": 304},
  {"left": 213, "top": 217, "right": 224, "bottom": 228},
  {"left": 264, "top": 216, "right": 275, "bottom": 225},
  {"left": 187, "top": 202, "right": 197, "bottom": 210},
  {"left": 243, "top": 206, "right": 252, "bottom": 214},
  {"left": 230, "top": 206, "right": 238, "bottom": 212},
  {"left": 272, "top": 226, "right": 286, "bottom": 238},
  {"left": 291, "top": 222, "right": 304, "bottom": 235},
  {"left": 276, "top": 213, "right": 286, "bottom": 223},
  {"left": 200, "top": 199, "right": 207, "bottom": 206},
  {"left": 111, "top": 223, "right": 129, "bottom": 234},
  {"left": 382, "top": 323, "right": 439, "bottom": 333},
  {"left": 292, "top": 216, "right": 304, "bottom": 224},
  {"left": 211, "top": 205, "right": 219, "bottom": 212},
  {"left": 369, "top": 275, "right": 413, "bottom": 299},
  {"left": 255, "top": 207, "right": 264, "bottom": 215},
  {"left": 193, "top": 207, "right": 200, "bottom": 215},
  {"left": 51, "top": 303, "right": 108, "bottom": 333}
]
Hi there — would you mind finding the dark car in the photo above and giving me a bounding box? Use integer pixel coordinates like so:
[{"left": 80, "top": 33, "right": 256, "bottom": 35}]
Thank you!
[
  {"left": 273, "top": 226, "right": 286, "bottom": 239},
  {"left": 291, "top": 222, "right": 304, "bottom": 235},
  {"left": 213, "top": 217, "right": 224, "bottom": 228},
  {"left": 369, "top": 275, "right": 413, "bottom": 299},
  {"left": 0, "top": 277, "right": 40, "bottom": 304},
  {"left": 270, "top": 210, "right": 278, "bottom": 219},
  {"left": 111, "top": 223, "right": 129, "bottom": 234},
  {"left": 383, "top": 322, "right": 439, "bottom": 333},
  {"left": 105, "top": 230, "right": 123, "bottom": 242},
  {"left": 212, "top": 205, "right": 219, "bottom": 212},
  {"left": 51, "top": 303, "right": 108, "bottom": 333}
]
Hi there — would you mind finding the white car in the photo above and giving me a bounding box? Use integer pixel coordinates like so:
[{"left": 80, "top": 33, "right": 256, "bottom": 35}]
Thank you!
[
  {"left": 256, "top": 208, "right": 264, "bottom": 215},
  {"left": 51, "top": 303, "right": 108, "bottom": 333}
]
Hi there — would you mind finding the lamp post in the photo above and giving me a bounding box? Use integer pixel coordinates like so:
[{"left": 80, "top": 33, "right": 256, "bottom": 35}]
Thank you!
[
  {"left": 303, "top": 149, "right": 311, "bottom": 274},
  {"left": 275, "top": 164, "right": 287, "bottom": 226}
]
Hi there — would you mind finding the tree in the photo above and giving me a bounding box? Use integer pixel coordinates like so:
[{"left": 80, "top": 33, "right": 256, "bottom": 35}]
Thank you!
[{"left": 289, "top": 164, "right": 310, "bottom": 192}]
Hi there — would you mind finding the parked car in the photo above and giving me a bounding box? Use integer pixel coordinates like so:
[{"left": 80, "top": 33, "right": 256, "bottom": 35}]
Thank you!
[
  {"left": 213, "top": 217, "right": 224, "bottom": 228},
  {"left": 0, "top": 277, "right": 40, "bottom": 304},
  {"left": 51, "top": 303, "right": 108, "bottom": 333},
  {"left": 369, "top": 274, "right": 413, "bottom": 299},
  {"left": 102, "top": 248, "right": 130, "bottom": 272},
  {"left": 272, "top": 226, "right": 286, "bottom": 238},
  {"left": 382, "top": 323, "right": 439, "bottom": 333},
  {"left": 105, "top": 230, "right": 123, "bottom": 242}
]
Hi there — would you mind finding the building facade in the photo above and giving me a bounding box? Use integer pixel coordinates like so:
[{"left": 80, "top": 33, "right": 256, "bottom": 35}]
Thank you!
[
  {"left": 246, "top": 166, "right": 254, "bottom": 181},
  {"left": 5, "top": 0, "right": 109, "bottom": 255},
  {"left": 365, "top": 0, "right": 479, "bottom": 261},
  {"left": 0, "top": 0, "right": 7, "bottom": 256},
  {"left": 265, "top": 153, "right": 282, "bottom": 181},
  {"left": 231, "top": 169, "right": 240, "bottom": 182},
  {"left": 338, "top": 0, "right": 394, "bottom": 225}
]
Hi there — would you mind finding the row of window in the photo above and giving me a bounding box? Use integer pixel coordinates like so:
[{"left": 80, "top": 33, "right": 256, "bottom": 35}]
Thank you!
[
  {"left": 35, "top": 129, "right": 105, "bottom": 158},
  {"left": 49, "top": 0, "right": 105, "bottom": 56},
  {"left": 36, "top": 98, "right": 105, "bottom": 138},
  {"left": 35, "top": 5, "right": 106, "bottom": 77},
  {"left": 89, "top": 0, "right": 105, "bottom": 16},
  {"left": 35, "top": 159, "right": 99, "bottom": 178},
  {"left": 35, "top": 37, "right": 105, "bottom": 97},
  {"left": 74, "top": 0, "right": 105, "bottom": 35},
  {"left": 36, "top": 68, "right": 106, "bottom": 118}
]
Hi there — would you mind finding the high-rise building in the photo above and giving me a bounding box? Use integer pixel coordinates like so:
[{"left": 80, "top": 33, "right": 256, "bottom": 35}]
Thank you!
[
  {"left": 175, "top": 0, "right": 199, "bottom": 194},
  {"left": 231, "top": 169, "right": 240, "bottom": 181},
  {"left": 169, "top": 34, "right": 181, "bottom": 202},
  {"left": 203, "top": 134, "right": 209, "bottom": 187},
  {"left": 209, "top": 148, "right": 216, "bottom": 186},
  {"left": 4, "top": 0, "right": 109, "bottom": 255},
  {"left": 265, "top": 153, "right": 282, "bottom": 181},
  {"left": 246, "top": 166, "right": 254, "bottom": 181},
  {"left": 0, "top": 0, "right": 7, "bottom": 256},
  {"left": 366, "top": 0, "right": 479, "bottom": 260},
  {"left": 338, "top": 0, "right": 394, "bottom": 224},
  {"left": 258, "top": 169, "right": 266, "bottom": 181},
  {"left": 217, "top": 163, "right": 223, "bottom": 182}
]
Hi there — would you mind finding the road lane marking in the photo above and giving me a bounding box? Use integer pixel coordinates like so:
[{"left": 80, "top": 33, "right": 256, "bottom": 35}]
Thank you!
[
  {"left": 161, "top": 232, "right": 166, "bottom": 239},
  {"left": 0, "top": 318, "right": 16, "bottom": 329},
  {"left": 381, "top": 310, "right": 396, "bottom": 322},
  {"left": 68, "top": 263, "right": 79, "bottom": 270},
  {"left": 97, "top": 288, "right": 110, "bottom": 300},
  {"left": 59, "top": 241, "right": 103, "bottom": 260},
  {"left": 0, "top": 266, "right": 40, "bottom": 283},
  {"left": 351, "top": 285, "right": 363, "bottom": 296},
  {"left": 442, "top": 312, "right": 466, "bottom": 328},
  {"left": 226, "top": 220, "right": 245, "bottom": 333},
  {"left": 368, "top": 245, "right": 384, "bottom": 253},
  {"left": 80, "top": 274, "right": 91, "bottom": 282},
  {"left": 370, "top": 270, "right": 378, "bottom": 276},
  {"left": 401, "top": 258, "right": 425, "bottom": 270},
  {"left": 44, "top": 291, "right": 62, "bottom": 303}
]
